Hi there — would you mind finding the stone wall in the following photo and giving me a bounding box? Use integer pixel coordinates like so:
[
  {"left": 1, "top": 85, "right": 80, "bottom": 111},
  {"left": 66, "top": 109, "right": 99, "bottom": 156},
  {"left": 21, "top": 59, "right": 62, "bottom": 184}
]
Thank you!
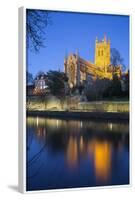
[
  {"left": 27, "top": 95, "right": 129, "bottom": 113},
  {"left": 78, "top": 101, "right": 129, "bottom": 112},
  {"left": 27, "top": 95, "right": 62, "bottom": 111},
  {"left": 27, "top": 95, "right": 82, "bottom": 111}
]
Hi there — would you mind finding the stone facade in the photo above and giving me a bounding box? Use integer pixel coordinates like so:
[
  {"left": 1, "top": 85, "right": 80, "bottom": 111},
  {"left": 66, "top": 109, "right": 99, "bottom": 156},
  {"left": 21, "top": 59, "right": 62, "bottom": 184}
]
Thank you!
[
  {"left": 64, "top": 36, "right": 121, "bottom": 88},
  {"left": 33, "top": 74, "right": 48, "bottom": 95},
  {"left": 95, "top": 35, "right": 110, "bottom": 70}
]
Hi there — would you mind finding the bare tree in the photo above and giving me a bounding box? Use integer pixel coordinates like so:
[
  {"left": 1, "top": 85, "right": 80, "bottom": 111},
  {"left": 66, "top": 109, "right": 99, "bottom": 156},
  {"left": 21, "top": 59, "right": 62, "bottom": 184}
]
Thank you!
[
  {"left": 26, "top": 70, "right": 33, "bottom": 85},
  {"left": 26, "top": 9, "right": 51, "bottom": 52},
  {"left": 111, "top": 48, "right": 126, "bottom": 71}
]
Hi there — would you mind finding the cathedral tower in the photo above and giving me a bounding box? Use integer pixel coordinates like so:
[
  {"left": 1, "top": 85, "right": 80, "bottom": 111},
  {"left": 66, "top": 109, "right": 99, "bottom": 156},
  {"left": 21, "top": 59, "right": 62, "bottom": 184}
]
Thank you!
[{"left": 95, "top": 35, "right": 110, "bottom": 72}]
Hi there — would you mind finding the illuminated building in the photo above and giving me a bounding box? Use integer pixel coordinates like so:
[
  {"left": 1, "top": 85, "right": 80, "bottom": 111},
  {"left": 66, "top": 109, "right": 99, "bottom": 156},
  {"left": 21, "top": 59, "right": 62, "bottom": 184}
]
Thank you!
[
  {"left": 64, "top": 35, "right": 121, "bottom": 88},
  {"left": 33, "top": 73, "right": 47, "bottom": 95}
]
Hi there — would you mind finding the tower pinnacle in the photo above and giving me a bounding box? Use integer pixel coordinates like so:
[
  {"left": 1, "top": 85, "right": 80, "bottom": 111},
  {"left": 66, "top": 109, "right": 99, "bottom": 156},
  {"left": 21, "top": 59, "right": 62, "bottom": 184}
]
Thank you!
[
  {"left": 104, "top": 34, "right": 107, "bottom": 42},
  {"left": 96, "top": 37, "right": 98, "bottom": 43}
]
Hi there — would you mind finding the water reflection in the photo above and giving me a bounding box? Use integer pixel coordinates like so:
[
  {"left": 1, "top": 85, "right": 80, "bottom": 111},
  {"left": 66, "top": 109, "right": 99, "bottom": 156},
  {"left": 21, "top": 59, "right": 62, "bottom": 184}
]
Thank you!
[
  {"left": 26, "top": 117, "right": 129, "bottom": 191},
  {"left": 93, "top": 141, "right": 111, "bottom": 182},
  {"left": 67, "top": 136, "right": 78, "bottom": 168},
  {"left": 66, "top": 137, "right": 112, "bottom": 182}
]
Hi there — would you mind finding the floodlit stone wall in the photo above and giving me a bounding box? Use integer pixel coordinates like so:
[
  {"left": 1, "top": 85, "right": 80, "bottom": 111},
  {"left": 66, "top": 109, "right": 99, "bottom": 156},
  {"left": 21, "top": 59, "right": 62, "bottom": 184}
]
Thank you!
[
  {"left": 78, "top": 101, "right": 129, "bottom": 112},
  {"left": 27, "top": 95, "right": 129, "bottom": 113}
]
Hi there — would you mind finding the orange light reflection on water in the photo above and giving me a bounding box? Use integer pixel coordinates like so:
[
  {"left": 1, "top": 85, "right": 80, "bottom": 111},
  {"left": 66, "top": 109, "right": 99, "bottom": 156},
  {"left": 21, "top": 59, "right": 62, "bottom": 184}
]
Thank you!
[
  {"left": 88, "top": 140, "right": 112, "bottom": 182},
  {"left": 66, "top": 136, "right": 78, "bottom": 168},
  {"left": 66, "top": 136, "right": 112, "bottom": 182}
]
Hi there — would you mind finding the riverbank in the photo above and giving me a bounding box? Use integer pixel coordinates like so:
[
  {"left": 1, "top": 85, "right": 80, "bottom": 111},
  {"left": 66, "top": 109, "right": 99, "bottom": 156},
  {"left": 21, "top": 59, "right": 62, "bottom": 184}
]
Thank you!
[
  {"left": 27, "top": 110, "right": 129, "bottom": 121},
  {"left": 27, "top": 96, "right": 129, "bottom": 113}
]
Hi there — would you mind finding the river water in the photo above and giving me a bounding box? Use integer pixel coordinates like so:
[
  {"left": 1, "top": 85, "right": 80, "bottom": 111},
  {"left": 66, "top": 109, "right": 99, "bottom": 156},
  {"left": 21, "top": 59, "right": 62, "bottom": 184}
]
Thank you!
[{"left": 26, "top": 116, "right": 129, "bottom": 191}]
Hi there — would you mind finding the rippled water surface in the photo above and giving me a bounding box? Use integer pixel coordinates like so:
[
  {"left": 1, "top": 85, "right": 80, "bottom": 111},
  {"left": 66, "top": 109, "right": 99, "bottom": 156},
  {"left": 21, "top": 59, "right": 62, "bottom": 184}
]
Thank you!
[{"left": 26, "top": 117, "right": 129, "bottom": 191}]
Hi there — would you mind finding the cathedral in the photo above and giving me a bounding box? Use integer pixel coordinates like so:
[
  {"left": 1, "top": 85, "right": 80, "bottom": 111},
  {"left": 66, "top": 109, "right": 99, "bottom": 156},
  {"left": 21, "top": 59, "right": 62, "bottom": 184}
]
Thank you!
[{"left": 64, "top": 35, "right": 121, "bottom": 88}]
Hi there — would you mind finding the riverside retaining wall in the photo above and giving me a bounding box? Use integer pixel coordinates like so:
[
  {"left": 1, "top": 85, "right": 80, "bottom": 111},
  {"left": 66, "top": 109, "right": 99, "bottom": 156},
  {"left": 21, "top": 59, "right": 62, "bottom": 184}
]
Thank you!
[{"left": 27, "top": 96, "right": 129, "bottom": 113}]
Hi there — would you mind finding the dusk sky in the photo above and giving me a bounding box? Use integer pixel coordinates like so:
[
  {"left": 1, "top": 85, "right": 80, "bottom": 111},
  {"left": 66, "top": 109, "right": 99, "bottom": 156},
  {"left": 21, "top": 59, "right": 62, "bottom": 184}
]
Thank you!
[{"left": 27, "top": 10, "right": 129, "bottom": 77}]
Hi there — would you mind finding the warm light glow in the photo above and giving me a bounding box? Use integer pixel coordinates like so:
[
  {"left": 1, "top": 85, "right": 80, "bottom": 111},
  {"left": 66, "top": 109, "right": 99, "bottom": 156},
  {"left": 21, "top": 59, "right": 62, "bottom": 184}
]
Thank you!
[
  {"left": 56, "top": 120, "right": 59, "bottom": 128},
  {"left": 108, "top": 123, "right": 113, "bottom": 131},
  {"left": 80, "top": 121, "right": 83, "bottom": 128},
  {"left": 36, "top": 116, "right": 39, "bottom": 127},
  {"left": 37, "top": 127, "right": 46, "bottom": 138},
  {"left": 94, "top": 141, "right": 111, "bottom": 182},
  {"left": 79, "top": 136, "right": 84, "bottom": 152},
  {"left": 66, "top": 136, "right": 78, "bottom": 168}
]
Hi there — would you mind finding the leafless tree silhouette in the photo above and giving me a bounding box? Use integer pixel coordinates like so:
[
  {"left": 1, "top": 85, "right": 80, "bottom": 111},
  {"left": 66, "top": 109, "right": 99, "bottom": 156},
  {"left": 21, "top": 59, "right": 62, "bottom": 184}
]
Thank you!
[
  {"left": 26, "top": 9, "right": 51, "bottom": 52},
  {"left": 111, "top": 48, "right": 126, "bottom": 71}
]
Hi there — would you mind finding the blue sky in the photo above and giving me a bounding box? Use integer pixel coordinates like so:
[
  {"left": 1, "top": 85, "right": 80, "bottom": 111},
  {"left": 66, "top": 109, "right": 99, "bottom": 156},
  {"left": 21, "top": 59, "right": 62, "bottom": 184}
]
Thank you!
[{"left": 27, "top": 11, "right": 129, "bottom": 77}]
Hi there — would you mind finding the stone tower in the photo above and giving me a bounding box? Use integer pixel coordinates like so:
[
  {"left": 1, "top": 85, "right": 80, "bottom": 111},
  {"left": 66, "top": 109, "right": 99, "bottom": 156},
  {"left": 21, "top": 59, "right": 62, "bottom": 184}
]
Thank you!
[{"left": 95, "top": 35, "right": 110, "bottom": 73}]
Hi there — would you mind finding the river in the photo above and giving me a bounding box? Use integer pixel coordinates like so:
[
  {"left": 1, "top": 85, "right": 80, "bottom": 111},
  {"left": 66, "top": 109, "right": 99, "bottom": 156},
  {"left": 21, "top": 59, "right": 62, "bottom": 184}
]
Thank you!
[{"left": 26, "top": 116, "right": 129, "bottom": 191}]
